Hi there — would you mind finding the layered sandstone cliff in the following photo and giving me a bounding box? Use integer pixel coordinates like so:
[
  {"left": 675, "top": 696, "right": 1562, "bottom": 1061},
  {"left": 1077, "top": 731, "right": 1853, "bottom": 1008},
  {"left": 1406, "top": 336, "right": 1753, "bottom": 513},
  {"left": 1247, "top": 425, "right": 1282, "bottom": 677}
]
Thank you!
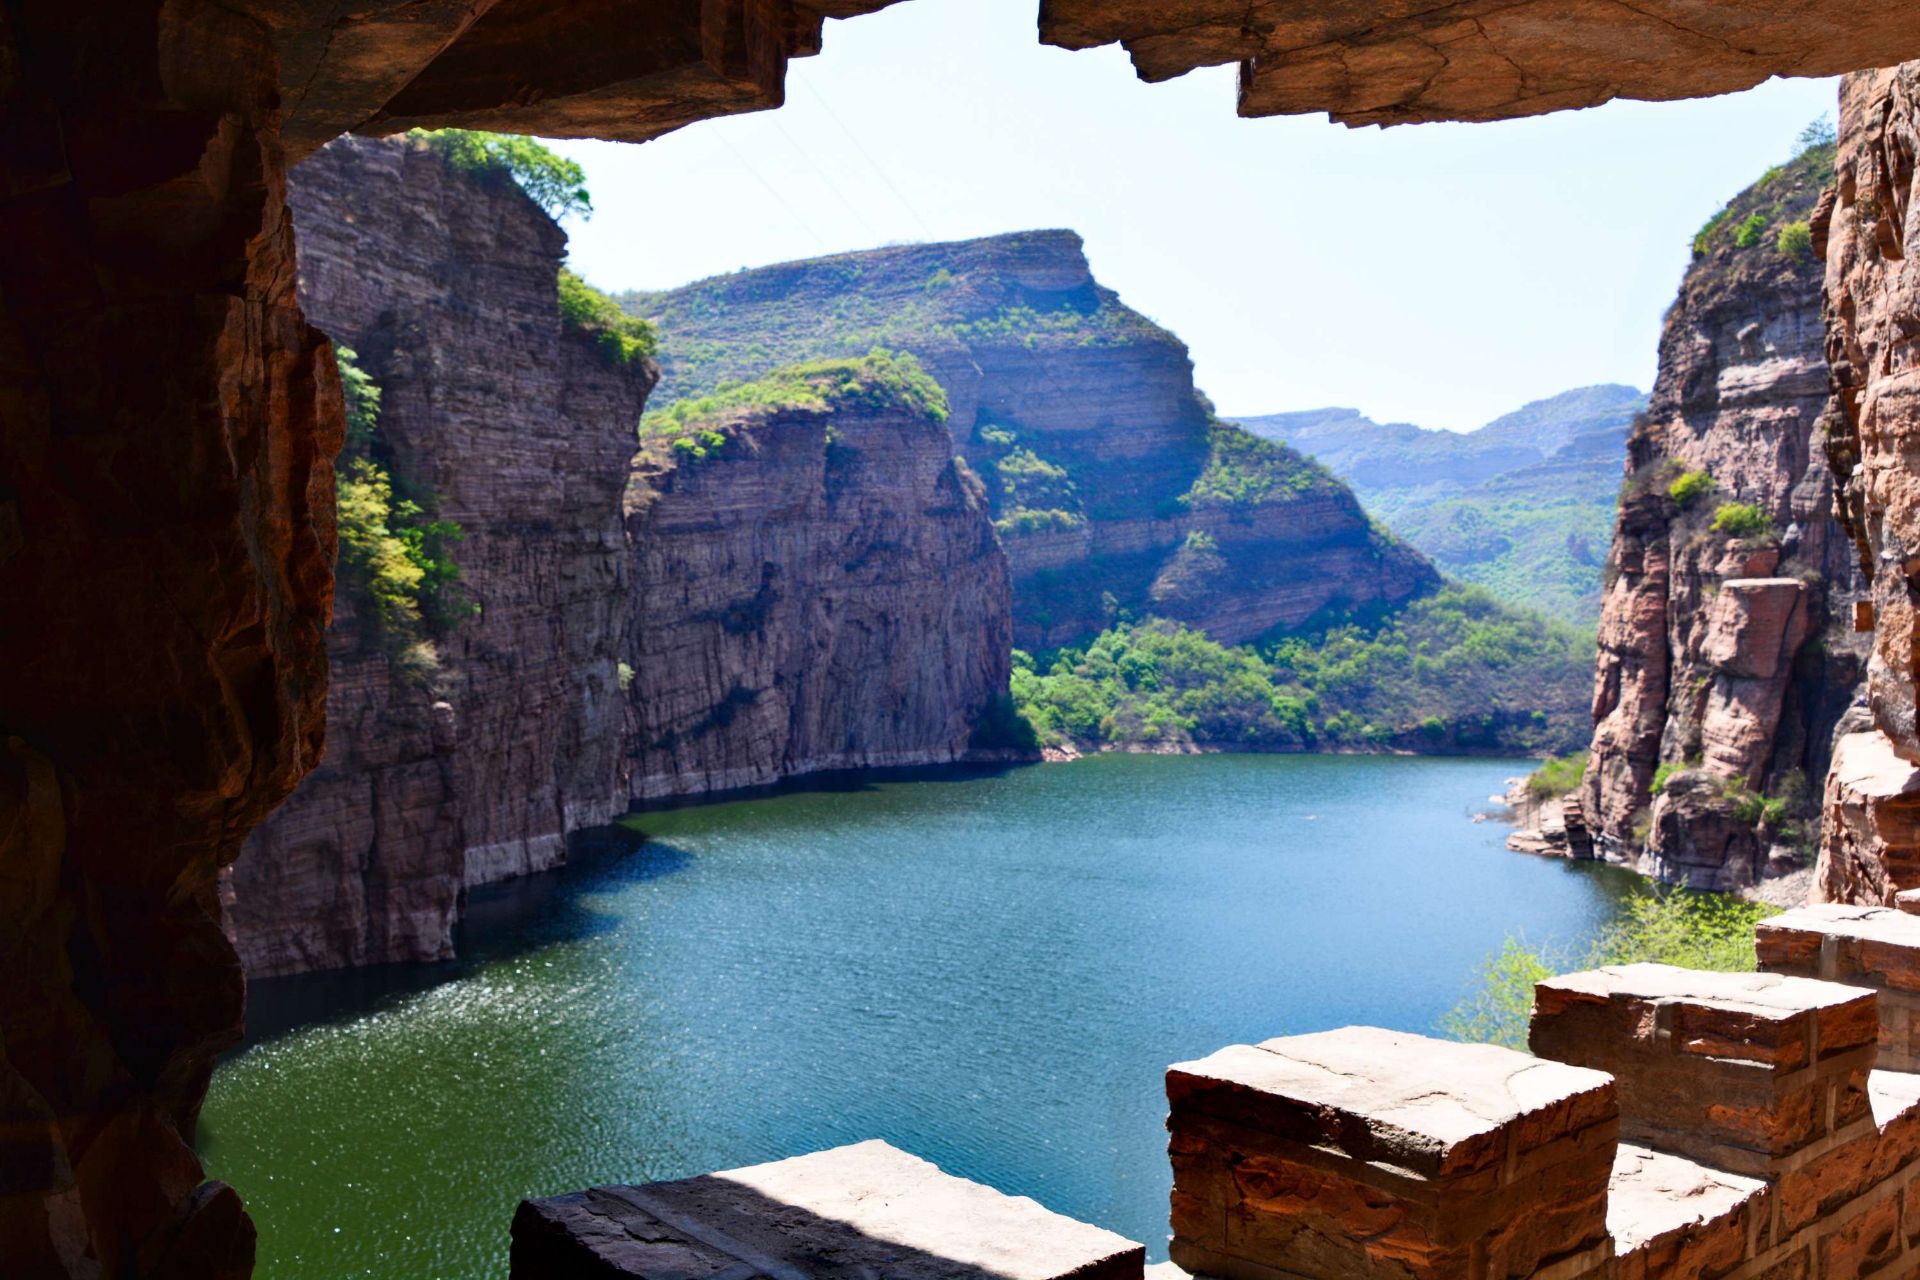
[
  {"left": 623, "top": 357, "right": 1014, "bottom": 800},
  {"left": 228, "top": 136, "right": 653, "bottom": 977},
  {"left": 632, "top": 233, "right": 1436, "bottom": 649},
  {"left": 1577, "top": 140, "right": 1870, "bottom": 892},
  {"left": 1819, "top": 63, "right": 1920, "bottom": 906}
]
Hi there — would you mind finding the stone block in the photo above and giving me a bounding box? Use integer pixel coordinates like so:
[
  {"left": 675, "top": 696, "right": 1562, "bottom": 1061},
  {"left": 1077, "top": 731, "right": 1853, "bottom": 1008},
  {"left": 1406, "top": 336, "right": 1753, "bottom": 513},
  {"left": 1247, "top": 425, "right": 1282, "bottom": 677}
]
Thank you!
[
  {"left": 1531, "top": 965, "right": 1877, "bottom": 1177},
  {"left": 1605, "top": 1145, "right": 1765, "bottom": 1280},
  {"left": 1165, "top": 1026, "right": 1617, "bottom": 1280},
  {"left": 509, "top": 1139, "right": 1145, "bottom": 1279},
  {"left": 1758, "top": 904, "right": 1920, "bottom": 1072}
]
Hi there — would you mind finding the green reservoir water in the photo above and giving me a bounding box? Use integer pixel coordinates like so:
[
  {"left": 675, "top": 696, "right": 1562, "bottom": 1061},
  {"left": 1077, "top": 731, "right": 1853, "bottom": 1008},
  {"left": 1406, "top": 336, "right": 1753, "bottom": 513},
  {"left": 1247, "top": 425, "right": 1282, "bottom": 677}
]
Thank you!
[{"left": 200, "top": 753, "right": 1638, "bottom": 1277}]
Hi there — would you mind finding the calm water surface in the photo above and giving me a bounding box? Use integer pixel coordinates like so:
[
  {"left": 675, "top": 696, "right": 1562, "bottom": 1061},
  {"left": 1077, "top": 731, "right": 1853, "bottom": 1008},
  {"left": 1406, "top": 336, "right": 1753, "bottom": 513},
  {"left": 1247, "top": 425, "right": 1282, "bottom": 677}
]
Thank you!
[{"left": 200, "top": 754, "right": 1638, "bottom": 1278}]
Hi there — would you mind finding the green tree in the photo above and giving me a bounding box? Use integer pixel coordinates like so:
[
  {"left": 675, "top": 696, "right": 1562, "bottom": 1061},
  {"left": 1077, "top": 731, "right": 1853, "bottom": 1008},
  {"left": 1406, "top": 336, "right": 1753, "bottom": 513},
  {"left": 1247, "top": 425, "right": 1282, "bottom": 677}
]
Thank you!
[{"left": 414, "top": 129, "right": 592, "bottom": 220}]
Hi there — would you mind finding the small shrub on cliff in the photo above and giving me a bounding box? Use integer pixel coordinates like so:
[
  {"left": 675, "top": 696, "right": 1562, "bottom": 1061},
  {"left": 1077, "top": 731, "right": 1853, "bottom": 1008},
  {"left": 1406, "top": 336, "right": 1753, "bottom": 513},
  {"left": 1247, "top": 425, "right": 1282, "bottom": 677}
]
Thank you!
[
  {"left": 337, "top": 345, "right": 382, "bottom": 454},
  {"left": 1733, "top": 212, "right": 1770, "bottom": 250},
  {"left": 1441, "top": 890, "right": 1774, "bottom": 1048},
  {"left": 1710, "top": 501, "right": 1773, "bottom": 538},
  {"left": 337, "top": 457, "right": 428, "bottom": 640},
  {"left": 642, "top": 349, "right": 949, "bottom": 438},
  {"left": 1776, "top": 221, "right": 1814, "bottom": 262},
  {"left": 414, "top": 129, "right": 592, "bottom": 220},
  {"left": 1667, "top": 469, "right": 1713, "bottom": 509},
  {"left": 1526, "top": 751, "right": 1587, "bottom": 800},
  {"left": 559, "top": 268, "right": 658, "bottom": 366}
]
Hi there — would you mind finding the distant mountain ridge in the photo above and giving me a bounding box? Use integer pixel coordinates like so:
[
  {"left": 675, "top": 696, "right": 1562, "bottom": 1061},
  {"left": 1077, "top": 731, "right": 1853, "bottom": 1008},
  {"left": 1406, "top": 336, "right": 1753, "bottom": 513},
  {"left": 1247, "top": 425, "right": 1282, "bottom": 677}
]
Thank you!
[{"left": 1235, "top": 385, "right": 1647, "bottom": 624}]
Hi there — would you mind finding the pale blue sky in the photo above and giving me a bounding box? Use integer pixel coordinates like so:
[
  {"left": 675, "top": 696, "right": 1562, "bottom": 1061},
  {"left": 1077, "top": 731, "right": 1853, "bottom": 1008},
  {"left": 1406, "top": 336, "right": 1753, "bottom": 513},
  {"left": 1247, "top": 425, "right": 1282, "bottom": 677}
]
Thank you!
[{"left": 550, "top": 0, "right": 1836, "bottom": 432}]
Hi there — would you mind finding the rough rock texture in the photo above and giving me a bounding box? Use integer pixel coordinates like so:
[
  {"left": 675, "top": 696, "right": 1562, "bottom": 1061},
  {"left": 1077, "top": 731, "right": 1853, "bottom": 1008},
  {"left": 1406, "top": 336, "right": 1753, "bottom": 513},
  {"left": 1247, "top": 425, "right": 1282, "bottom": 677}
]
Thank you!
[
  {"left": 511, "top": 1140, "right": 1145, "bottom": 1279},
  {"left": 1757, "top": 902, "right": 1920, "bottom": 1074},
  {"left": 1037, "top": 0, "right": 1920, "bottom": 128},
  {"left": 1577, "top": 142, "right": 1868, "bottom": 892},
  {"left": 0, "top": 7, "right": 336, "bottom": 1275},
  {"left": 228, "top": 136, "right": 653, "bottom": 978},
  {"left": 1819, "top": 62, "right": 1920, "bottom": 909},
  {"left": 634, "top": 232, "right": 1436, "bottom": 649},
  {"left": 623, "top": 393, "right": 1014, "bottom": 801},
  {"left": 1165, "top": 1027, "right": 1618, "bottom": 1280}
]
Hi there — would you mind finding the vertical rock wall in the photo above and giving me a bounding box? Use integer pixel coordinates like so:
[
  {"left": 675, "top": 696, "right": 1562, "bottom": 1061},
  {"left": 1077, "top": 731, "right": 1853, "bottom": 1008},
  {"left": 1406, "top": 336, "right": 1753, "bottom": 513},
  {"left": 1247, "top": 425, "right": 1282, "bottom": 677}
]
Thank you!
[
  {"left": 228, "top": 137, "right": 653, "bottom": 978},
  {"left": 1579, "top": 142, "right": 1870, "bottom": 891},
  {"left": 1819, "top": 62, "right": 1920, "bottom": 905},
  {"left": 623, "top": 396, "right": 1015, "bottom": 800}
]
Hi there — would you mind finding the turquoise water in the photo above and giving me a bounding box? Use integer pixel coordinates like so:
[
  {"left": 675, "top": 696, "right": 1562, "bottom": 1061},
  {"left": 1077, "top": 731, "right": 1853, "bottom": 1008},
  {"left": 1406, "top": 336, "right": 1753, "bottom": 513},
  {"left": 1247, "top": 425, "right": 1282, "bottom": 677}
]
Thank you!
[{"left": 200, "top": 754, "right": 1637, "bottom": 1277}]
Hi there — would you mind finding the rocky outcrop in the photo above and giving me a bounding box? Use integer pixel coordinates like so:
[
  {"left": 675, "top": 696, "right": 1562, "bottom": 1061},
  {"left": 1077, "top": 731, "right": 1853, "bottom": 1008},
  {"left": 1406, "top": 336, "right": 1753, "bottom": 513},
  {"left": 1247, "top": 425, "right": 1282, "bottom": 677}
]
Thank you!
[
  {"left": 635, "top": 232, "right": 1436, "bottom": 650},
  {"left": 227, "top": 136, "right": 653, "bottom": 978},
  {"left": 1038, "top": 0, "right": 1920, "bottom": 128},
  {"left": 1577, "top": 140, "right": 1870, "bottom": 892},
  {"left": 1818, "top": 62, "right": 1920, "bottom": 906},
  {"left": 623, "top": 373, "right": 1015, "bottom": 800}
]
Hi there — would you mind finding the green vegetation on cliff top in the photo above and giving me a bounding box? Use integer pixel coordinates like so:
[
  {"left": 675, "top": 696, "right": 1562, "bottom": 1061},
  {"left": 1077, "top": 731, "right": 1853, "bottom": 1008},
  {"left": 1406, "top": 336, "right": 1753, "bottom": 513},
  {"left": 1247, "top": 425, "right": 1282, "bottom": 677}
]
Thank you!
[
  {"left": 641, "top": 350, "right": 950, "bottom": 453},
  {"left": 559, "top": 268, "right": 657, "bottom": 367},
  {"left": 1012, "top": 585, "right": 1591, "bottom": 756},
  {"left": 413, "top": 129, "right": 592, "bottom": 221}
]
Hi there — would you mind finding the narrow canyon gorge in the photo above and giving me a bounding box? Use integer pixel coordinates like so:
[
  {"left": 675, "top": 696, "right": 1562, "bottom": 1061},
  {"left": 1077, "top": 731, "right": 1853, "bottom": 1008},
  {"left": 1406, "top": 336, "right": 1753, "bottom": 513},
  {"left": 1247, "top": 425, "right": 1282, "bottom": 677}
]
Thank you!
[{"left": 7, "top": 2, "right": 1920, "bottom": 1276}]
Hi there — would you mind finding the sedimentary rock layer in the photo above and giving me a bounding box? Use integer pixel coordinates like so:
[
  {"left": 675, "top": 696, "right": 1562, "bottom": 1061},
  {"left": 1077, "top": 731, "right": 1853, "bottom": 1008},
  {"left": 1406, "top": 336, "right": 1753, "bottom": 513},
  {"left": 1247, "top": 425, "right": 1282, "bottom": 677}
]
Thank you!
[
  {"left": 228, "top": 136, "right": 653, "bottom": 977},
  {"left": 1577, "top": 141, "right": 1868, "bottom": 892},
  {"left": 623, "top": 393, "right": 1014, "bottom": 800},
  {"left": 635, "top": 232, "right": 1435, "bottom": 648},
  {"left": 1819, "top": 62, "right": 1920, "bottom": 906}
]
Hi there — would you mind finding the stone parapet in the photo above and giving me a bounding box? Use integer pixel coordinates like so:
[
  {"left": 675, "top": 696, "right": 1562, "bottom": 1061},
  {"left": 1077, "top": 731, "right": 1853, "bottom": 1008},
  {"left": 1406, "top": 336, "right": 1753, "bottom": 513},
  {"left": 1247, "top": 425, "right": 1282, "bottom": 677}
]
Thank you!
[
  {"left": 1759, "top": 903, "right": 1920, "bottom": 1073},
  {"left": 1164, "top": 1027, "right": 1618, "bottom": 1280},
  {"left": 1529, "top": 965, "right": 1878, "bottom": 1177}
]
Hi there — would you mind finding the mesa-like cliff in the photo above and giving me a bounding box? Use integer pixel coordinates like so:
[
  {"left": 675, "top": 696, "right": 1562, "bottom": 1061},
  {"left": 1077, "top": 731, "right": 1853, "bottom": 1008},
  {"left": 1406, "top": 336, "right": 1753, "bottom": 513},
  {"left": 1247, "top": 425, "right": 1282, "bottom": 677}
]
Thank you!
[
  {"left": 1571, "top": 138, "right": 1871, "bottom": 892},
  {"left": 228, "top": 136, "right": 654, "bottom": 977},
  {"left": 629, "top": 233, "right": 1436, "bottom": 649},
  {"left": 624, "top": 356, "right": 1015, "bottom": 800}
]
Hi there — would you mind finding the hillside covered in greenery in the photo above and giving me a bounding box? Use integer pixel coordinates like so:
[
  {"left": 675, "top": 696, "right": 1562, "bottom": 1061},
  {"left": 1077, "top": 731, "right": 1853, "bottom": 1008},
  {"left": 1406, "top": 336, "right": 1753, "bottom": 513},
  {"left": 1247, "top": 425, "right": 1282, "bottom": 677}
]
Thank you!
[
  {"left": 1012, "top": 585, "right": 1592, "bottom": 756},
  {"left": 1239, "top": 385, "right": 1646, "bottom": 625}
]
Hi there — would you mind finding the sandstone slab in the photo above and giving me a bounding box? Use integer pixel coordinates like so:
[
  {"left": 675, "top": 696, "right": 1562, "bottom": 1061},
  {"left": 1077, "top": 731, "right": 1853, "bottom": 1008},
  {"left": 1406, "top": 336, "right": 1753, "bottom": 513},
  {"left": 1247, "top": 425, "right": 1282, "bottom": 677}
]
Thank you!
[
  {"left": 1166, "top": 1026, "right": 1617, "bottom": 1280},
  {"left": 510, "top": 1139, "right": 1145, "bottom": 1279},
  {"left": 1531, "top": 965, "right": 1878, "bottom": 1177},
  {"left": 1759, "top": 904, "right": 1920, "bottom": 1072}
]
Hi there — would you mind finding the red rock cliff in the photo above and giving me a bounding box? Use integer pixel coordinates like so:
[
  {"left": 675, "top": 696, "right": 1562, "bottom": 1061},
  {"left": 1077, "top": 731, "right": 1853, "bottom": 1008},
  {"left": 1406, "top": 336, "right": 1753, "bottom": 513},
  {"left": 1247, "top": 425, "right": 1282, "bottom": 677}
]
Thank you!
[
  {"left": 623, "top": 371, "right": 1016, "bottom": 801},
  {"left": 227, "top": 136, "right": 653, "bottom": 978},
  {"left": 1579, "top": 141, "right": 1870, "bottom": 892}
]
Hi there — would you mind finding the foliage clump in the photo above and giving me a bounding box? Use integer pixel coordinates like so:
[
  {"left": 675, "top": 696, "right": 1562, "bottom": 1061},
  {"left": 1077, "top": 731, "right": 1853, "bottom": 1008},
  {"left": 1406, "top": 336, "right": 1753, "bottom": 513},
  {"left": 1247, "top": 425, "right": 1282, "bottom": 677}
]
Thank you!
[
  {"left": 1526, "top": 751, "right": 1587, "bottom": 800},
  {"left": 1668, "top": 469, "right": 1714, "bottom": 508},
  {"left": 412, "top": 129, "right": 591, "bottom": 220},
  {"left": 331, "top": 347, "right": 472, "bottom": 667},
  {"left": 559, "top": 268, "right": 658, "bottom": 367},
  {"left": 1441, "top": 890, "right": 1775, "bottom": 1049},
  {"left": 1710, "top": 501, "right": 1774, "bottom": 538},
  {"left": 1184, "top": 423, "right": 1338, "bottom": 509},
  {"left": 1776, "top": 221, "right": 1814, "bottom": 261},
  {"left": 1733, "top": 212, "right": 1770, "bottom": 249},
  {"left": 1011, "top": 586, "right": 1591, "bottom": 755},
  {"left": 1690, "top": 119, "right": 1835, "bottom": 259},
  {"left": 642, "top": 349, "right": 950, "bottom": 457}
]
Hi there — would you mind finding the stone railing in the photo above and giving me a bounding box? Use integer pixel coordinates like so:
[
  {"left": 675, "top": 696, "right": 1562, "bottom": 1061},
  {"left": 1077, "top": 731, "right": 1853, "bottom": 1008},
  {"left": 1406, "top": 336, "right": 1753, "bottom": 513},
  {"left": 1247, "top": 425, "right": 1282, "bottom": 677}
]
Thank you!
[{"left": 511, "top": 903, "right": 1920, "bottom": 1279}]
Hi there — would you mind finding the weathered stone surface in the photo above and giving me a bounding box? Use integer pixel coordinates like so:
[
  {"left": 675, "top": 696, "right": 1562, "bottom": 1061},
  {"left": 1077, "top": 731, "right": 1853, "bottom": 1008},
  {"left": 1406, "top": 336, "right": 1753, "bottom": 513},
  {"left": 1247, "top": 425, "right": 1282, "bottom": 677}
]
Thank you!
[
  {"left": 1819, "top": 62, "right": 1920, "bottom": 911},
  {"left": 223, "top": 136, "right": 654, "bottom": 977},
  {"left": 1818, "top": 730, "right": 1920, "bottom": 906},
  {"left": 1166, "top": 1027, "right": 1616, "bottom": 1280},
  {"left": 1038, "top": 0, "right": 1920, "bottom": 128},
  {"left": 1531, "top": 965, "right": 1877, "bottom": 1176},
  {"left": 509, "top": 1139, "right": 1145, "bottom": 1279},
  {"left": 622, "top": 394, "right": 1017, "bottom": 801},
  {"left": 1578, "top": 142, "right": 1866, "bottom": 891},
  {"left": 1606, "top": 1145, "right": 1765, "bottom": 1280},
  {"left": 1759, "top": 903, "right": 1920, "bottom": 1073},
  {"left": 0, "top": 4, "right": 336, "bottom": 1272}
]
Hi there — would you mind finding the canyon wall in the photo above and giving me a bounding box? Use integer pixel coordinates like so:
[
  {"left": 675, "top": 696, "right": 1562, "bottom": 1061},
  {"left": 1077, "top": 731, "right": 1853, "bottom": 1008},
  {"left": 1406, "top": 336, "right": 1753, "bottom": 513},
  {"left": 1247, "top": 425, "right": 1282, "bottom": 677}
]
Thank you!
[
  {"left": 1577, "top": 139, "right": 1871, "bottom": 892},
  {"left": 1819, "top": 63, "right": 1920, "bottom": 906},
  {"left": 632, "top": 232, "right": 1436, "bottom": 650},
  {"left": 227, "top": 137, "right": 654, "bottom": 978},
  {"left": 623, "top": 373, "right": 1015, "bottom": 800}
]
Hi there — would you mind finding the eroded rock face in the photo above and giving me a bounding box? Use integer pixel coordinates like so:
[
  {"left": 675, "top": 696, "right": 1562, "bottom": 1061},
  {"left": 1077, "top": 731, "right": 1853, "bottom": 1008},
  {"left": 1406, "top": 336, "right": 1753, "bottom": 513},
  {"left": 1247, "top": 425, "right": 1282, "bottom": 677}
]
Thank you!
[
  {"left": 623, "top": 398, "right": 1015, "bottom": 801},
  {"left": 1579, "top": 143, "right": 1868, "bottom": 892},
  {"left": 1038, "top": 0, "right": 1920, "bottom": 128},
  {"left": 1819, "top": 62, "right": 1920, "bottom": 906},
  {"left": 228, "top": 137, "right": 653, "bottom": 978},
  {"left": 0, "top": 5, "right": 335, "bottom": 1274}
]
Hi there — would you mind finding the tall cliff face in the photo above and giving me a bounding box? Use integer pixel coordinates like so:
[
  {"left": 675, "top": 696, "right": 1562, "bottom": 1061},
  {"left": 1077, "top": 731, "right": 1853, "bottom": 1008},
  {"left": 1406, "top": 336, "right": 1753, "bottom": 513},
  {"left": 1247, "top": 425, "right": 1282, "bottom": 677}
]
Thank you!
[
  {"left": 623, "top": 358, "right": 1014, "bottom": 800},
  {"left": 1819, "top": 62, "right": 1920, "bottom": 906},
  {"left": 229, "top": 137, "right": 654, "bottom": 978},
  {"left": 630, "top": 232, "right": 1435, "bottom": 650},
  {"left": 1577, "top": 141, "right": 1869, "bottom": 892}
]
